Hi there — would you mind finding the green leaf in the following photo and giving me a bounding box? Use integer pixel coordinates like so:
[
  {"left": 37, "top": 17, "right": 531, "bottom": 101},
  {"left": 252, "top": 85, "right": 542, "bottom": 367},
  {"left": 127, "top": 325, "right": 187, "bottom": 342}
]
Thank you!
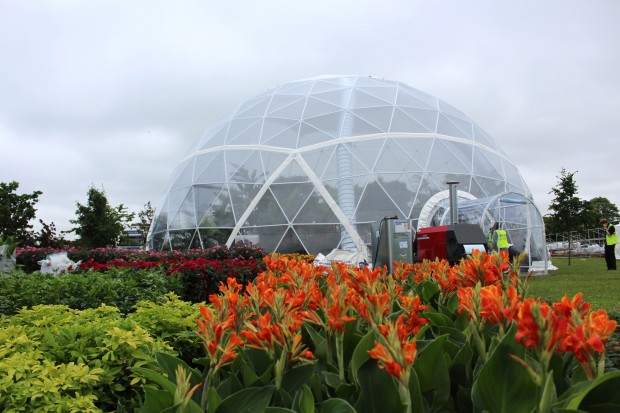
[
  {"left": 155, "top": 352, "right": 202, "bottom": 385},
  {"left": 355, "top": 358, "right": 403, "bottom": 413},
  {"left": 281, "top": 363, "right": 315, "bottom": 394},
  {"left": 423, "top": 311, "right": 454, "bottom": 328},
  {"left": 416, "top": 280, "right": 440, "bottom": 303},
  {"left": 141, "top": 386, "right": 174, "bottom": 412},
  {"left": 297, "top": 384, "right": 315, "bottom": 413},
  {"left": 207, "top": 386, "right": 222, "bottom": 413},
  {"left": 320, "top": 398, "right": 357, "bottom": 413},
  {"left": 561, "top": 370, "right": 620, "bottom": 412},
  {"left": 217, "top": 373, "right": 244, "bottom": 399},
  {"left": 241, "top": 360, "right": 261, "bottom": 387},
  {"left": 305, "top": 324, "right": 327, "bottom": 352},
  {"left": 407, "top": 366, "right": 426, "bottom": 413},
  {"left": 471, "top": 325, "right": 538, "bottom": 413},
  {"left": 323, "top": 371, "right": 342, "bottom": 389},
  {"left": 413, "top": 335, "right": 452, "bottom": 410},
  {"left": 215, "top": 386, "right": 274, "bottom": 413},
  {"left": 264, "top": 408, "right": 296, "bottom": 413},
  {"left": 132, "top": 367, "right": 177, "bottom": 394},
  {"left": 349, "top": 328, "right": 376, "bottom": 385}
]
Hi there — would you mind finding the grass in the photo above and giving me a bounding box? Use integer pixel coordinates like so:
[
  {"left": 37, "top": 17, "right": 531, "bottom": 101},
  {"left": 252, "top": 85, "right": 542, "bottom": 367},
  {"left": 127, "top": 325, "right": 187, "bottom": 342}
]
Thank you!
[{"left": 526, "top": 257, "right": 620, "bottom": 318}]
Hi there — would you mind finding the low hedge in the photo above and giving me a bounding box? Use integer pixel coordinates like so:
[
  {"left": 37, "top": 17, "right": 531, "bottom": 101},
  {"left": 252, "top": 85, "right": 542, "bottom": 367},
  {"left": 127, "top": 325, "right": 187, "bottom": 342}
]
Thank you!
[{"left": 0, "top": 268, "right": 184, "bottom": 316}]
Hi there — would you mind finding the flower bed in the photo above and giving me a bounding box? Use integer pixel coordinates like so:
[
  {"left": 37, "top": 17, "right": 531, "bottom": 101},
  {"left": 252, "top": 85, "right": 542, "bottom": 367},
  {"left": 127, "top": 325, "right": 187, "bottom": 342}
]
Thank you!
[
  {"left": 16, "top": 244, "right": 266, "bottom": 273},
  {"left": 137, "top": 251, "right": 620, "bottom": 413}
]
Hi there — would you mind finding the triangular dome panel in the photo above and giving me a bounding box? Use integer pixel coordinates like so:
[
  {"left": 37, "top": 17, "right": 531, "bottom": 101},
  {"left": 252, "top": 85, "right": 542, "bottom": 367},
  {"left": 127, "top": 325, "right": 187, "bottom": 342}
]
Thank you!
[
  {"left": 195, "top": 184, "right": 235, "bottom": 227},
  {"left": 275, "top": 227, "right": 306, "bottom": 253},
  {"left": 437, "top": 114, "right": 471, "bottom": 140},
  {"left": 234, "top": 95, "right": 270, "bottom": 118},
  {"left": 356, "top": 86, "right": 397, "bottom": 105},
  {"left": 194, "top": 152, "right": 226, "bottom": 184},
  {"left": 396, "top": 89, "right": 437, "bottom": 110},
  {"left": 226, "top": 118, "right": 263, "bottom": 145},
  {"left": 300, "top": 146, "right": 336, "bottom": 179},
  {"left": 226, "top": 151, "right": 265, "bottom": 183},
  {"left": 355, "top": 177, "right": 401, "bottom": 222},
  {"left": 302, "top": 112, "right": 344, "bottom": 140},
  {"left": 169, "top": 188, "right": 196, "bottom": 230},
  {"left": 349, "top": 106, "right": 394, "bottom": 132},
  {"left": 426, "top": 139, "right": 471, "bottom": 174},
  {"left": 170, "top": 158, "right": 195, "bottom": 189},
  {"left": 396, "top": 107, "right": 438, "bottom": 132},
  {"left": 302, "top": 97, "right": 343, "bottom": 119},
  {"left": 299, "top": 122, "right": 338, "bottom": 148},
  {"left": 243, "top": 188, "right": 288, "bottom": 226},
  {"left": 271, "top": 182, "right": 315, "bottom": 221},
  {"left": 294, "top": 189, "right": 339, "bottom": 224},
  {"left": 267, "top": 98, "right": 306, "bottom": 120}
]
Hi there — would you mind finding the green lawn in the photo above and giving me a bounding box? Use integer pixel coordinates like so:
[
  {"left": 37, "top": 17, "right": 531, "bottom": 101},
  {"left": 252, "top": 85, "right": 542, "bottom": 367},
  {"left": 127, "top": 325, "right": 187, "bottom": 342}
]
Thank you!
[{"left": 527, "top": 257, "right": 620, "bottom": 318}]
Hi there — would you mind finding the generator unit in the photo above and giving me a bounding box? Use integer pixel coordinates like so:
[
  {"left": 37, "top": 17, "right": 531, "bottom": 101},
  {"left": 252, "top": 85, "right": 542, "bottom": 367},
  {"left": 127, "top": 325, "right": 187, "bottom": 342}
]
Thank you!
[
  {"left": 415, "top": 224, "right": 487, "bottom": 263},
  {"left": 371, "top": 217, "right": 414, "bottom": 273}
]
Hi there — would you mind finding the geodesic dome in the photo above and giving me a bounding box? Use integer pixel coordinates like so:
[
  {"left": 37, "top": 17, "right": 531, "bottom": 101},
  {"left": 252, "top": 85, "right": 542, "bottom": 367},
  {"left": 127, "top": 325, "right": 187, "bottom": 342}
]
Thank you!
[{"left": 148, "top": 75, "right": 537, "bottom": 256}]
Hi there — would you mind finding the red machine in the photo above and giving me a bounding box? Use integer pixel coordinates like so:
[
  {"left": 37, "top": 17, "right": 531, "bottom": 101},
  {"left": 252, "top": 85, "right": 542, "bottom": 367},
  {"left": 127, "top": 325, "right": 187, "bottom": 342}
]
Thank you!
[{"left": 414, "top": 224, "right": 488, "bottom": 263}]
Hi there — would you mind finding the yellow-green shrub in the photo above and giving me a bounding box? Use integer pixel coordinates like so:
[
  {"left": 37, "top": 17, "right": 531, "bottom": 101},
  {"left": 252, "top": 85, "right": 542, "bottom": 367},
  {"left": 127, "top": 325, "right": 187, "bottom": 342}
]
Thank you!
[{"left": 0, "top": 304, "right": 174, "bottom": 412}]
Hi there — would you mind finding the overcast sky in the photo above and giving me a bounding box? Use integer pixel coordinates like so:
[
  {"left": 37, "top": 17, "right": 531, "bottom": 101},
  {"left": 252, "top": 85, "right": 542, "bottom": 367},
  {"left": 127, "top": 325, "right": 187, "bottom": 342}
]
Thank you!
[{"left": 1, "top": 0, "right": 619, "bottom": 237}]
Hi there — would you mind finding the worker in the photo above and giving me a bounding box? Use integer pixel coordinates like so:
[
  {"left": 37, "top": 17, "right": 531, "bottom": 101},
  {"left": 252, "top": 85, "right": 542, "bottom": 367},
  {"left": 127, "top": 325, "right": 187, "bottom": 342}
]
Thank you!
[
  {"left": 488, "top": 222, "right": 498, "bottom": 251},
  {"left": 600, "top": 219, "right": 617, "bottom": 270},
  {"left": 492, "top": 223, "right": 509, "bottom": 253}
]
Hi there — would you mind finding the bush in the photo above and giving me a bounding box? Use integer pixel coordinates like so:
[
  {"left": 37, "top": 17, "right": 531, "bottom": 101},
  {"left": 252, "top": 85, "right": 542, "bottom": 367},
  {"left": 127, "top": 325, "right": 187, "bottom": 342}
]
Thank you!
[
  {"left": 0, "top": 304, "right": 173, "bottom": 411},
  {"left": 167, "top": 257, "right": 263, "bottom": 303},
  {"left": 0, "top": 268, "right": 183, "bottom": 315},
  {"left": 127, "top": 293, "right": 203, "bottom": 366}
]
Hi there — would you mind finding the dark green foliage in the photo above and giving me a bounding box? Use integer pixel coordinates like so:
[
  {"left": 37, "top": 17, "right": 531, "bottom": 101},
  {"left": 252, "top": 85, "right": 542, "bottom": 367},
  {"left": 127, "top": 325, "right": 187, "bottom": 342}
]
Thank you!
[
  {"left": 70, "top": 186, "right": 135, "bottom": 248},
  {"left": 0, "top": 181, "right": 42, "bottom": 244},
  {"left": 0, "top": 267, "right": 183, "bottom": 315},
  {"left": 544, "top": 169, "right": 619, "bottom": 234},
  {"left": 582, "top": 197, "right": 620, "bottom": 228},
  {"left": 546, "top": 168, "right": 584, "bottom": 234},
  {"left": 173, "top": 258, "right": 262, "bottom": 303}
]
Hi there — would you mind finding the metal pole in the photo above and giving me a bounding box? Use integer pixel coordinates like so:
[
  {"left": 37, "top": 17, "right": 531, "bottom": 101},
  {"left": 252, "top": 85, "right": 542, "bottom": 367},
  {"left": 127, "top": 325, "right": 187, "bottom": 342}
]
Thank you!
[{"left": 447, "top": 181, "right": 459, "bottom": 225}]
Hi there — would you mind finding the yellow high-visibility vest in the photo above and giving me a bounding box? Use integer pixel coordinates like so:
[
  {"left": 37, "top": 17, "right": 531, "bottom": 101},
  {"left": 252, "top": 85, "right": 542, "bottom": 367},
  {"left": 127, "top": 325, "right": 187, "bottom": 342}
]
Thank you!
[
  {"left": 607, "top": 225, "right": 618, "bottom": 245},
  {"left": 495, "top": 229, "right": 509, "bottom": 249}
]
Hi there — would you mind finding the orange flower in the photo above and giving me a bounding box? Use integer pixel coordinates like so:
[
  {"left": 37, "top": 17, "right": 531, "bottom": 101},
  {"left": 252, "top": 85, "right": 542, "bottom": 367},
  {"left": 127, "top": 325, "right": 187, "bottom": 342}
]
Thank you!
[
  {"left": 559, "top": 308, "right": 617, "bottom": 378},
  {"left": 368, "top": 342, "right": 402, "bottom": 381},
  {"left": 397, "top": 293, "right": 429, "bottom": 337},
  {"left": 552, "top": 293, "right": 591, "bottom": 320},
  {"left": 196, "top": 304, "right": 244, "bottom": 371}
]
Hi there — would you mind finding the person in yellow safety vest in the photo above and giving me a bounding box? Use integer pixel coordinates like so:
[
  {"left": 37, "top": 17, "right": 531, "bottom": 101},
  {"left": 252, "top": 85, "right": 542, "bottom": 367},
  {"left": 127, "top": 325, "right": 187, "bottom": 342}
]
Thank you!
[
  {"left": 492, "top": 224, "right": 509, "bottom": 252},
  {"left": 488, "top": 222, "right": 498, "bottom": 251},
  {"left": 600, "top": 218, "right": 617, "bottom": 270}
]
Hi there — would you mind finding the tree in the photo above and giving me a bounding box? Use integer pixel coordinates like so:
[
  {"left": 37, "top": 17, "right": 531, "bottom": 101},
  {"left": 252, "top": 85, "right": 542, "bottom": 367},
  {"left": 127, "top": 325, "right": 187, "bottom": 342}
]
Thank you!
[
  {"left": 136, "top": 201, "right": 155, "bottom": 245},
  {"left": 582, "top": 197, "right": 620, "bottom": 228},
  {"left": 545, "top": 168, "right": 585, "bottom": 234},
  {"left": 0, "top": 181, "right": 42, "bottom": 244},
  {"left": 34, "top": 219, "right": 66, "bottom": 249},
  {"left": 70, "top": 186, "right": 134, "bottom": 248}
]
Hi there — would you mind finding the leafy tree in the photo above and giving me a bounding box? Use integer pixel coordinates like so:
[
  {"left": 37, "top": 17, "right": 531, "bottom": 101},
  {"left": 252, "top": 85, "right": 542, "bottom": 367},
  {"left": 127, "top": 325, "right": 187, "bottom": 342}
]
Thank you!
[
  {"left": 0, "top": 181, "right": 42, "bottom": 244},
  {"left": 34, "top": 219, "right": 66, "bottom": 248},
  {"left": 545, "top": 168, "right": 585, "bottom": 234},
  {"left": 136, "top": 201, "right": 155, "bottom": 245},
  {"left": 70, "top": 186, "right": 134, "bottom": 248},
  {"left": 581, "top": 197, "right": 620, "bottom": 229}
]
